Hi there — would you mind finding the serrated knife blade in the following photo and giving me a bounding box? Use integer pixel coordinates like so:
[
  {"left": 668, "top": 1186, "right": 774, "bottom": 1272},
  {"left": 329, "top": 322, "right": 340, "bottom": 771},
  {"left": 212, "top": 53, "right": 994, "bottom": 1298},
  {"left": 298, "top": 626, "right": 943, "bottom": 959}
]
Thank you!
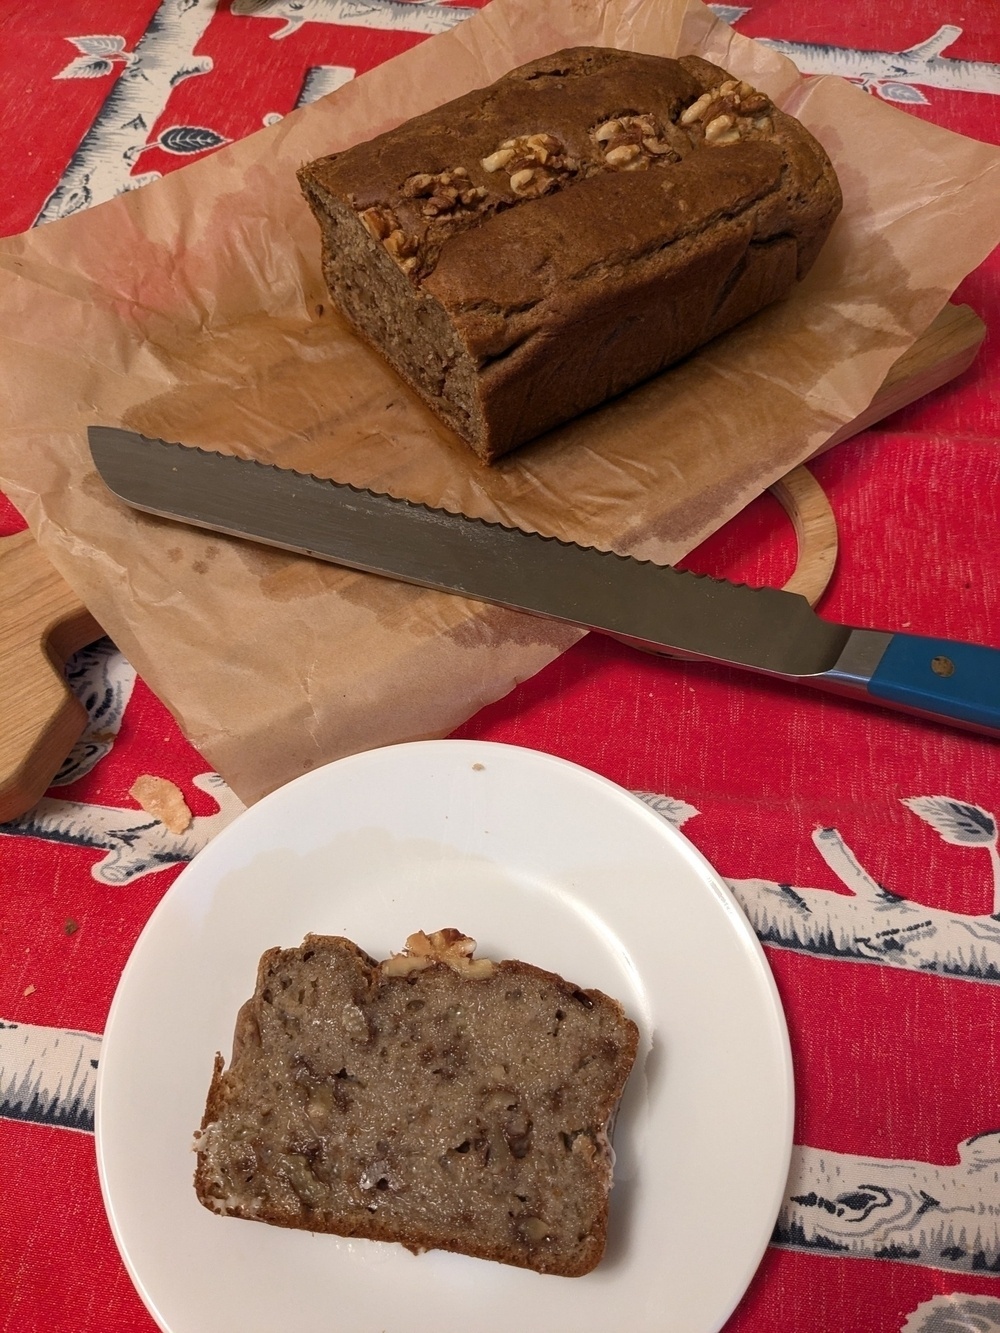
[{"left": 88, "top": 426, "right": 1000, "bottom": 739}]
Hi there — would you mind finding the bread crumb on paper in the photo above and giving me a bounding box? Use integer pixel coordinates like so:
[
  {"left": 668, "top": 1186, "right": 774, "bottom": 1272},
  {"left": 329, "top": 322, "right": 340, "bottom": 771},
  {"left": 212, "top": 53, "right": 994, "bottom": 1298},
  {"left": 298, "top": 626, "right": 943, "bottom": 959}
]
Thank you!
[{"left": 129, "top": 775, "right": 192, "bottom": 833}]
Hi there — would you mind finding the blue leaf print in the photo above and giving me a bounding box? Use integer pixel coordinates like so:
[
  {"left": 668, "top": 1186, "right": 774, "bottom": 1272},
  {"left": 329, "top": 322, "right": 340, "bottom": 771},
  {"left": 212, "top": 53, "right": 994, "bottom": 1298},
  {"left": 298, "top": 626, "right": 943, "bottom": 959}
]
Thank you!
[
  {"left": 632, "top": 791, "right": 699, "bottom": 829},
  {"left": 156, "top": 125, "right": 228, "bottom": 155},
  {"left": 67, "top": 34, "right": 126, "bottom": 57},
  {"left": 879, "top": 81, "right": 931, "bottom": 105},
  {"left": 706, "top": 4, "right": 750, "bottom": 20},
  {"left": 56, "top": 55, "right": 115, "bottom": 79},
  {"left": 903, "top": 796, "right": 997, "bottom": 846}
]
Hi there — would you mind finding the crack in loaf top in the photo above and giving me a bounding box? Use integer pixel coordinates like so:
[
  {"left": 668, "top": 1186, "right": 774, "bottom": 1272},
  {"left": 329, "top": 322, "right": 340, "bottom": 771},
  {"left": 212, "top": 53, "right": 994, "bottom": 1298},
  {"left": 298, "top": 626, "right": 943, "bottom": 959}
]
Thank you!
[{"left": 299, "top": 47, "right": 835, "bottom": 309}]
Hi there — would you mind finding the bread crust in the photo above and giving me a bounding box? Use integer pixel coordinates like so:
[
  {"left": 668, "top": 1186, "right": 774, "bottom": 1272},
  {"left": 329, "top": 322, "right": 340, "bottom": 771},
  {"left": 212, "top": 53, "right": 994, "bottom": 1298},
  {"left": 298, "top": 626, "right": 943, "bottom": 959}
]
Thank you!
[
  {"left": 194, "top": 933, "right": 638, "bottom": 1276},
  {"left": 298, "top": 46, "right": 842, "bottom": 461}
]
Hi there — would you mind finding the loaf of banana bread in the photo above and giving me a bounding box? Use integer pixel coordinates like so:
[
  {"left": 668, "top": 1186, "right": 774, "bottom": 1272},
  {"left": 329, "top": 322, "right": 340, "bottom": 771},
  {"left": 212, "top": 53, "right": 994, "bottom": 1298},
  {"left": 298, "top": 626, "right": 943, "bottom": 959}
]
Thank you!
[
  {"left": 193, "top": 930, "right": 639, "bottom": 1276},
  {"left": 297, "top": 46, "right": 841, "bottom": 463}
]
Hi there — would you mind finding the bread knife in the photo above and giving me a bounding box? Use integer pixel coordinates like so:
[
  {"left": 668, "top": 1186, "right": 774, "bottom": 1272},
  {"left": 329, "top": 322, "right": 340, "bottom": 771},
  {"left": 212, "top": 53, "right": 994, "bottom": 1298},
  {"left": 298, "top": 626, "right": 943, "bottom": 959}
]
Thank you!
[{"left": 88, "top": 426, "right": 1000, "bottom": 740}]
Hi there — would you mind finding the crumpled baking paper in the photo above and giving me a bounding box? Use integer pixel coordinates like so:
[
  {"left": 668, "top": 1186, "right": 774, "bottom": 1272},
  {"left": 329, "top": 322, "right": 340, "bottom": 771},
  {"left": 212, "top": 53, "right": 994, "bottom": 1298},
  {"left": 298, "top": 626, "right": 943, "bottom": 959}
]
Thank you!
[{"left": 1, "top": 0, "right": 1000, "bottom": 802}]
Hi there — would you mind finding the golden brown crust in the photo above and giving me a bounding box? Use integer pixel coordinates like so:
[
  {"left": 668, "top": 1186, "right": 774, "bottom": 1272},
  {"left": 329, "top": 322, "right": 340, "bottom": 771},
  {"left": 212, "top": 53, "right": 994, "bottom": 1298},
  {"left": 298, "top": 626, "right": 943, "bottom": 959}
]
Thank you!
[
  {"left": 298, "top": 46, "right": 841, "bottom": 462},
  {"left": 193, "top": 932, "right": 638, "bottom": 1276}
]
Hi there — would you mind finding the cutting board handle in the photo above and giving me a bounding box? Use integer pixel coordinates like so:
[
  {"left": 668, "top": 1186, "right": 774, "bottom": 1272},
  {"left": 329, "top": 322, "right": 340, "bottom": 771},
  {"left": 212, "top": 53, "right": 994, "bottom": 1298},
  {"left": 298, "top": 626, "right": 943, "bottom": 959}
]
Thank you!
[
  {"left": 0, "top": 531, "right": 102, "bottom": 822},
  {"left": 770, "top": 465, "right": 838, "bottom": 607}
]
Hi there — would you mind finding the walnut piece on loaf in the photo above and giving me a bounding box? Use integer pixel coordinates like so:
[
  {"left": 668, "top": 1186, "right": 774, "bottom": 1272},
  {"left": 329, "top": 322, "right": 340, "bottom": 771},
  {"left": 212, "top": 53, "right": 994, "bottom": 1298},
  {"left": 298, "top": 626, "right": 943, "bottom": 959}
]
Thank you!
[
  {"left": 193, "top": 931, "right": 639, "bottom": 1276},
  {"left": 297, "top": 46, "right": 841, "bottom": 462}
]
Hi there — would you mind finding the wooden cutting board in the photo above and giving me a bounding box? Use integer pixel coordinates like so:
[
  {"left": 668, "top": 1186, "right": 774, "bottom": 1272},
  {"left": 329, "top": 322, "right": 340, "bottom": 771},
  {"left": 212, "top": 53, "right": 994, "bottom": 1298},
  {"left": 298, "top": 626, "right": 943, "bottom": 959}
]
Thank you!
[
  {"left": 0, "top": 301, "right": 985, "bottom": 823},
  {"left": 0, "top": 530, "right": 102, "bottom": 821}
]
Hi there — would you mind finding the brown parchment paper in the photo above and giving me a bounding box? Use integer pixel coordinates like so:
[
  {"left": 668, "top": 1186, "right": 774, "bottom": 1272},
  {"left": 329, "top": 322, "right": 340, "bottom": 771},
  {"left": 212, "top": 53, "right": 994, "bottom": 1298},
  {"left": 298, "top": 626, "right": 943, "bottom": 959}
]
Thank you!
[{"left": 2, "top": 0, "right": 1000, "bottom": 804}]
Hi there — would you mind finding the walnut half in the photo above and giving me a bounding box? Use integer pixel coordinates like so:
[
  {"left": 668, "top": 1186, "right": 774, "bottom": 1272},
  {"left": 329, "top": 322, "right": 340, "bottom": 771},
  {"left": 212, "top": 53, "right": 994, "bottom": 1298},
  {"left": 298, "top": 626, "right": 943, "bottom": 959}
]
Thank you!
[
  {"left": 381, "top": 929, "right": 496, "bottom": 979},
  {"left": 401, "top": 167, "right": 489, "bottom": 217},
  {"left": 480, "top": 132, "right": 579, "bottom": 198},
  {"left": 356, "top": 203, "right": 420, "bottom": 273},
  {"left": 591, "top": 113, "right": 687, "bottom": 170},
  {"left": 678, "top": 78, "right": 774, "bottom": 146}
]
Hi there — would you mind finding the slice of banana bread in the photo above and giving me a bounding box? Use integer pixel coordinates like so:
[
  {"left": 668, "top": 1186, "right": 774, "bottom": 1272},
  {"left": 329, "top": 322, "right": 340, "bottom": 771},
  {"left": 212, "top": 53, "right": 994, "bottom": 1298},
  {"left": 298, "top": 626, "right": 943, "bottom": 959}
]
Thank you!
[{"left": 193, "top": 929, "right": 639, "bottom": 1276}]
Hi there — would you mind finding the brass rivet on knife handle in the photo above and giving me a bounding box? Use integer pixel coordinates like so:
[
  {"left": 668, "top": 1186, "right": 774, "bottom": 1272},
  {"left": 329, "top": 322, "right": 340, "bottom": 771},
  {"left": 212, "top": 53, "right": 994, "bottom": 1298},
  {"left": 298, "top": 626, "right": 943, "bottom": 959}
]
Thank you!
[
  {"left": 769, "top": 464, "right": 838, "bottom": 608},
  {"left": 0, "top": 531, "right": 102, "bottom": 822}
]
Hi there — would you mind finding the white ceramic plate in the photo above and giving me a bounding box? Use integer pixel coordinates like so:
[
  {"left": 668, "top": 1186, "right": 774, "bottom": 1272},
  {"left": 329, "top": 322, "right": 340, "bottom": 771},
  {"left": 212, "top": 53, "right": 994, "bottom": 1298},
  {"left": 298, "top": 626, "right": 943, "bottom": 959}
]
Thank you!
[{"left": 97, "top": 740, "right": 792, "bottom": 1333}]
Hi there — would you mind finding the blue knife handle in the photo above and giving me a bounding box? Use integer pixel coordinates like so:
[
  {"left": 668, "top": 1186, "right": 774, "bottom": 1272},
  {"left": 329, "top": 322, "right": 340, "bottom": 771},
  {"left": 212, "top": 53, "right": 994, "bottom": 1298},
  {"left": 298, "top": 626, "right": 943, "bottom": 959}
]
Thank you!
[{"left": 868, "top": 634, "right": 1000, "bottom": 732}]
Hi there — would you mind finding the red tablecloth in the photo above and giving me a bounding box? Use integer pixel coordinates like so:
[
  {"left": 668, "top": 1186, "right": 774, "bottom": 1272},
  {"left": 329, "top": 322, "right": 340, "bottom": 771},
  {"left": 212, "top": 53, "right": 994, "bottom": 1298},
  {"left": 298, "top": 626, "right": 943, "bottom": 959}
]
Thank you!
[{"left": 3, "top": 3, "right": 1000, "bottom": 1331}]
